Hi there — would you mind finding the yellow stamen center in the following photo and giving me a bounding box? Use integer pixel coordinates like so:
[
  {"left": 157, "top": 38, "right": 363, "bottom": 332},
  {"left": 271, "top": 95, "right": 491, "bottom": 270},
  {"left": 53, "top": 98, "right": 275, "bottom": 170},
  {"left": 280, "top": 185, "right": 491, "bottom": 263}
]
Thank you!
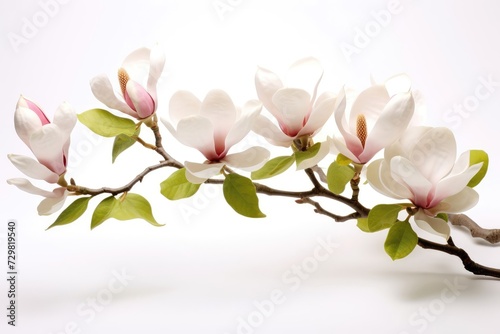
[
  {"left": 356, "top": 114, "right": 367, "bottom": 148},
  {"left": 118, "top": 68, "right": 130, "bottom": 96}
]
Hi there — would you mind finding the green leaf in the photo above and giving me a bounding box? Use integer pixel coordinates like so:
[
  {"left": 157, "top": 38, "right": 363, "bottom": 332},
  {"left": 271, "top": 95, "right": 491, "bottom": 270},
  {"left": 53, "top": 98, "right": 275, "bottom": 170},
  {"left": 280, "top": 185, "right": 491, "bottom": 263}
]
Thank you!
[
  {"left": 112, "top": 127, "right": 140, "bottom": 163},
  {"left": 336, "top": 153, "right": 352, "bottom": 166},
  {"left": 47, "top": 197, "right": 91, "bottom": 229},
  {"left": 384, "top": 220, "right": 418, "bottom": 260},
  {"left": 223, "top": 173, "right": 265, "bottom": 218},
  {"left": 294, "top": 142, "right": 321, "bottom": 168},
  {"left": 436, "top": 213, "right": 448, "bottom": 222},
  {"left": 467, "top": 150, "right": 489, "bottom": 188},
  {"left": 357, "top": 218, "right": 369, "bottom": 232},
  {"left": 160, "top": 168, "right": 201, "bottom": 200},
  {"left": 327, "top": 161, "right": 355, "bottom": 195},
  {"left": 251, "top": 155, "right": 295, "bottom": 180},
  {"left": 91, "top": 193, "right": 163, "bottom": 229},
  {"left": 366, "top": 204, "right": 404, "bottom": 232},
  {"left": 78, "top": 109, "right": 137, "bottom": 137}
]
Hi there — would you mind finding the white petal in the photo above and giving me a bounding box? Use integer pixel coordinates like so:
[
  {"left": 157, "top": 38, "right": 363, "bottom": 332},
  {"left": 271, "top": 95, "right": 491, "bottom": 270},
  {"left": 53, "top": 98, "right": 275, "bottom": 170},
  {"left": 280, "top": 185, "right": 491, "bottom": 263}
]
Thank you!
[
  {"left": 52, "top": 102, "right": 77, "bottom": 145},
  {"left": 184, "top": 168, "right": 209, "bottom": 184},
  {"left": 384, "top": 73, "right": 412, "bottom": 97},
  {"left": 298, "top": 92, "right": 336, "bottom": 137},
  {"left": 90, "top": 75, "right": 136, "bottom": 117},
  {"left": 428, "top": 187, "right": 479, "bottom": 214},
  {"left": 255, "top": 66, "right": 283, "bottom": 117},
  {"left": 224, "top": 100, "right": 262, "bottom": 151},
  {"left": 286, "top": 57, "right": 323, "bottom": 93},
  {"left": 251, "top": 115, "right": 293, "bottom": 147},
  {"left": 7, "top": 178, "right": 59, "bottom": 197},
  {"left": 175, "top": 116, "right": 217, "bottom": 160},
  {"left": 37, "top": 188, "right": 68, "bottom": 215},
  {"left": 333, "top": 88, "right": 363, "bottom": 158},
  {"left": 184, "top": 161, "right": 224, "bottom": 184},
  {"left": 14, "top": 105, "right": 43, "bottom": 148},
  {"left": 29, "top": 124, "right": 66, "bottom": 175},
  {"left": 390, "top": 156, "right": 432, "bottom": 207},
  {"left": 223, "top": 147, "right": 270, "bottom": 171},
  {"left": 296, "top": 140, "right": 330, "bottom": 170},
  {"left": 169, "top": 90, "right": 202, "bottom": 124},
  {"left": 122, "top": 47, "right": 150, "bottom": 67},
  {"left": 414, "top": 209, "right": 450, "bottom": 239},
  {"left": 359, "top": 92, "right": 414, "bottom": 163},
  {"left": 201, "top": 90, "right": 237, "bottom": 150},
  {"left": 366, "top": 159, "right": 411, "bottom": 199},
  {"left": 331, "top": 136, "right": 360, "bottom": 163},
  {"left": 146, "top": 45, "right": 166, "bottom": 103},
  {"left": 349, "top": 84, "right": 390, "bottom": 131},
  {"left": 272, "top": 88, "right": 311, "bottom": 136},
  {"left": 8, "top": 154, "right": 59, "bottom": 182}
]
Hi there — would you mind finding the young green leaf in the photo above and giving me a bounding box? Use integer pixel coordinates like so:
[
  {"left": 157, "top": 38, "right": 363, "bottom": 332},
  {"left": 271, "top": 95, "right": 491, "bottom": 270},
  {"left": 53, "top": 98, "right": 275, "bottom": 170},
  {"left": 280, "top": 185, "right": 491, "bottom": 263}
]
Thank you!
[
  {"left": 47, "top": 197, "right": 91, "bottom": 229},
  {"left": 251, "top": 155, "right": 295, "bottom": 180},
  {"left": 112, "top": 127, "right": 140, "bottom": 163},
  {"left": 327, "top": 161, "right": 355, "bottom": 195},
  {"left": 384, "top": 220, "right": 418, "bottom": 260},
  {"left": 467, "top": 150, "right": 489, "bottom": 188},
  {"left": 223, "top": 173, "right": 265, "bottom": 218},
  {"left": 356, "top": 218, "right": 369, "bottom": 232},
  {"left": 91, "top": 196, "right": 118, "bottom": 229},
  {"left": 78, "top": 109, "right": 137, "bottom": 137},
  {"left": 366, "top": 204, "right": 404, "bottom": 232},
  {"left": 336, "top": 153, "right": 352, "bottom": 166},
  {"left": 436, "top": 213, "right": 448, "bottom": 222},
  {"left": 160, "top": 168, "right": 201, "bottom": 200},
  {"left": 294, "top": 142, "right": 321, "bottom": 168}
]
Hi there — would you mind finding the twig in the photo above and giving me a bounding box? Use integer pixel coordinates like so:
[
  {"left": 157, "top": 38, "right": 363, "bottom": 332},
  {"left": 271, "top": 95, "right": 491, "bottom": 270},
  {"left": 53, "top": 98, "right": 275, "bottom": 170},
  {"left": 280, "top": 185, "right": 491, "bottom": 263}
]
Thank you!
[
  {"left": 296, "top": 197, "right": 363, "bottom": 222},
  {"left": 449, "top": 214, "right": 500, "bottom": 244}
]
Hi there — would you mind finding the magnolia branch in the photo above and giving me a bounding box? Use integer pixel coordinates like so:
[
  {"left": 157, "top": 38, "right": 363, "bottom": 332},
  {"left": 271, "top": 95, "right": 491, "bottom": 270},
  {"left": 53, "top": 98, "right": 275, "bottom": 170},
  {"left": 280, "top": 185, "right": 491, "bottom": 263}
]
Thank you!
[{"left": 449, "top": 213, "right": 500, "bottom": 244}]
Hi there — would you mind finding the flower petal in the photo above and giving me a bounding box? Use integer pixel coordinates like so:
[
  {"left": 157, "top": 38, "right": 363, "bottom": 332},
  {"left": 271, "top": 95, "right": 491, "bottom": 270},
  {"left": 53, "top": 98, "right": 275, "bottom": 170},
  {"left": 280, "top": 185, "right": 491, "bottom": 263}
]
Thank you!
[
  {"left": 349, "top": 84, "right": 390, "bottom": 132},
  {"left": 333, "top": 88, "right": 363, "bottom": 158},
  {"left": 223, "top": 100, "right": 262, "bottom": 154},
  {"left": 90, "top": 75, "right": 136, "bottom": 117},
  {"left": 37, "top": 188, "right": 67, "bottom": 215},
  {"left": 146, "top": 45, "right": 166, "bottom": 104},
  {"left": 331, "top": 136, "right": 360, "bottom": 163},
  {"left": 7, "top": 178, "right": 59, "bottom": 197},
  {"left": 126, "top": 81, "right": 156, "bottom": 118},
  {"left": 359, "top": 92, "right": 414, "bottom": 163},
  {"left": 384, "top": 73, "right": 412, "bottom": 97},
  {"left": 251, "top": 115, "right": 293, "bottom": 147},
  {"left": 174, "top": 116, "right": 217, "bottom": 160},
  {"left": 272, "top": 88, "right": 311, "bottom": 136},
  {"left": 8, "top": 154, "right": 59, "bottom": 183},
  {"left": 428, "top": 187, "right": 479, "bottom": 215},
  {"left": 286, "top": 57, "right": 323, "bottom": 94},
  {"left": 29, "top": 124, "right": 66, "bottom": 175},
  {"left": 414, "top": 209, "right": 450, "bottom": 239},
  {"left": 296, "top": 140, "right": 330, "bottom": 170},
  {"left": 390, "top": 156, "right": 432, "bottom": 207},
  {"left": 14, "top": 105, "right": 43, "bottom": 148},
  {"left": 298, "top": 92, "right": 336, "bottom": 137},
  {"left": 366, "top": 159, "right": 412, "bottom": 199},
  {"left": 169, "top": 90, "right": 202, "bottom": 124},
  {"left": 223, "top": 147, "right": 270, "bottom": 171},
  {"left": 184, "top": 161, "right": 225, "bottom": 184},
  {"left": 255, "top": 66, "right": 283, "bottom": 117},
  {"left": 52, "top": 102, "right": 77, "bottom": 140}
]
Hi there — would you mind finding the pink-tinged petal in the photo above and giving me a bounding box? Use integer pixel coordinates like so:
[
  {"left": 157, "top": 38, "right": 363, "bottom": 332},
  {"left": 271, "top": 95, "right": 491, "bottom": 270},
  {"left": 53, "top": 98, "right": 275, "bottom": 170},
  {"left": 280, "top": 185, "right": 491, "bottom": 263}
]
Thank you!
[
  {"left": 37, "top": 188, "right": 67, "bottom": 215},
  {"left": 349, "top": 85, "right": 390, "bottom": 132},
  {"left": 224, "top": 100, "right": 262, "bottom": 152},
  {"left": 384, "top": 73, "right": 411, "bottom": 97},
  {"left": 428, "top": 187, "right": 479, "bottom": 215},
  {"left": 175, "top": 116, "right": 217, "bottom": 160},
  {"left": 272, "top": 88, "right": 311, "bottom": 136},
  {"left": 7, "top": 178, "right": 59, "bottom": 197},
  {"left": 430, "top": 163, "right": 483, "bottom": 207},
  {"left": 184, "top": 161, "right": 225, "bottom": 184},
  {"left": 414, "top": 209, "right": 450, "bottom": 239},
  {"left": 296, "top": 140, "right": 330, "bottom": 170},
  {"left": 52, "top": 102, "right": 77, "bottom": 139},
  {"left": 146, "top": 45, "right": 166, "bottom": 104},
  {"left": 367, "top": 159, "right": 412, "bottom": 199},
  {"left": 255, "top": 66, "right": 283, "bottom": 117},
  {"left": 407, "top": 127, "right": 456, "bottom": 184},
  {"left": 298, "top": 92, "right": 336, "bottom": 137},
  {"left": 333, "top": 88, "right": 363, "bottom": 157},
  {"left": 331, "top": 136, "right": 361, "bottom": 163},
  {"left": 251, "top": 115, "right": 294, "bottom": 147},
  {"left": 29, "top": 124, "right": 66, "bottom": 175},
  {"left": 390, "top": 156, "right": 432, "bottom": 207},
  {"left": 125, "top": 81, "right": 156, "bottom": 118},
  {"left": 359, "top": 92, "right": 414, "bottom": 163},
  {"left": 18, "top": 96, "right": 50, "bottom": 125},
  {"left": 14, "top": 105, "right": 43, "bottom": 148},
  {"left": 223, "top": 147, "right": 270, "bottom": 171},
  {"left": 8, "top": 154, "right": 59, "bottom": 183},
  {"left": 169, "top": 90, "right": 202, "bottom": 124},
  {"left": 90, "top": 75, "right": 136, "bottom": 117},
  {"left": 201, "top": 89, "right": 237, "bottom": 154}
]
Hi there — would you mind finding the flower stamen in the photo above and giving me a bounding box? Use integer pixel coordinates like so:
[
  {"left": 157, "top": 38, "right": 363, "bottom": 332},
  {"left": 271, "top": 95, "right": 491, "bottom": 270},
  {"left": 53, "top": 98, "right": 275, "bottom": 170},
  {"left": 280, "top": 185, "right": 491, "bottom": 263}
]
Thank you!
[
  {"left": 118, "top": 68, "right": 130, "bottom": 97},
  {"left": 356, "top": 114, "right": 367, "bottom": 148}
]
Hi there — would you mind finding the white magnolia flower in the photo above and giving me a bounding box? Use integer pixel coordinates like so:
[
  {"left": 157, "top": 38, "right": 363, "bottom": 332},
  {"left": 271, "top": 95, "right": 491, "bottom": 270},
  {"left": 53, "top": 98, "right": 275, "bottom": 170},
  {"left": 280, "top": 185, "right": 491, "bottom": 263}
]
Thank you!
[
  {"left": 161, "top": 89, "right": 270, "bottom": 183},
  {"left": 366, "top": 126, "right": 483, "bottom": 239},
  {"left": 332, "top": 74, "right": 415, "bottom": 164},
  {"left": 252, "top": 57, "right": 343, "bottom": 168},
  {"left": 7, "top": 96, "right": 75, "bottom": 215},
  {"left": 90, "top": 45, "right": 166, "bottom": 119}
]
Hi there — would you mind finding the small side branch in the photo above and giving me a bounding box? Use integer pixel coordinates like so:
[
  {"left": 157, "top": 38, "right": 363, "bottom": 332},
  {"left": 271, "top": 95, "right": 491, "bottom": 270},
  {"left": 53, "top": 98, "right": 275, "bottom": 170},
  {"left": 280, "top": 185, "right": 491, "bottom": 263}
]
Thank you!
[
  {"left": 449, "top": 214, "right": 500, "bottom": 244},
  {"left": 297, "top": 197, "right": 363, "bottom": 222}
]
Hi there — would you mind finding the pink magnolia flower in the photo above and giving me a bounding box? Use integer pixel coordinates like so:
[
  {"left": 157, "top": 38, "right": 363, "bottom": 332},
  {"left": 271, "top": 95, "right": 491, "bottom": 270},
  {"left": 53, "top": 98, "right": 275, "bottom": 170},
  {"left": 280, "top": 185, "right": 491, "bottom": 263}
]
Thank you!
[
  {"left": 90, "top": 45, "right": 166, "bottom": 119},
  {"left": 366, "top": 126, "right": 483, "bottom": 239},
  {"left": 161, "top": 89, "right": 270, "bottom": 183},
  {"left": 7, "top": 96, "right": 76, "bottom": 215},
  {"left": 252, "top": 57, "right": 343, "bottom": 168},
  {"left": 332, "top": 74, "right": 415, "bottom": 165}
]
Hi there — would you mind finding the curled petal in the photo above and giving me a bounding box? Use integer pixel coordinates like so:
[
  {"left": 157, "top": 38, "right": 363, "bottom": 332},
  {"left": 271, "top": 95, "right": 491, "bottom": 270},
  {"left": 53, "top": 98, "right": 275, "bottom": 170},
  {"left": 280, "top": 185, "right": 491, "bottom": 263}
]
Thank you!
[
  {"left": 184, "top": 161, "right": 225, "bottom": 184},
  {"left": 331, "top": 136, "right": 360, "bottom": 163},
  {"left": 428, "top": 187, "right": 479, "bottom": 215},
  {"left": 7, "top": 178, "right": 59, "bottom": 197},
  {"left": 125, "top": 81, "right": 156, "bottom": 118},
  {"left": 146, "top": 45, "right": 166, "bottom": 103},
  {"left": 298, "top": 92, "right": 337, "bottom": 137},
  {"left": 251, "top": 115, "right": 294, "bottom": 147},
  {"left": 334, "top": 88, "right": 363, "bottom": 158},
  {"left": 29, "top": 124, "right": 66, "bottom": 175},
  {"left": 90, "top": 75, "right": 136, "bottom": 117},
  {"left": 414, "top": 209, "right": 450, "bottom": 239},
  {"left": 37, "top": 188, "right": 68, "bottom": 215},
  {"left": 14, "top": 105, "right": 43, "bottom": 148},
  {"left": 8, "top": 154, "right": 59, "bottom": 183},
  {"left": 223, "top": 147, "right": 270, "bottom": 171}
]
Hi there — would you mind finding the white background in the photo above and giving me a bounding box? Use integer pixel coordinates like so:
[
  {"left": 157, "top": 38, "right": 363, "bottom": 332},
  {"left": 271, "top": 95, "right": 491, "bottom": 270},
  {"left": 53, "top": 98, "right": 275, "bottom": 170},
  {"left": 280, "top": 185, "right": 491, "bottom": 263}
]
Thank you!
[{"left": 2, "top": 0, "right": 500, "bottom": 333}]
